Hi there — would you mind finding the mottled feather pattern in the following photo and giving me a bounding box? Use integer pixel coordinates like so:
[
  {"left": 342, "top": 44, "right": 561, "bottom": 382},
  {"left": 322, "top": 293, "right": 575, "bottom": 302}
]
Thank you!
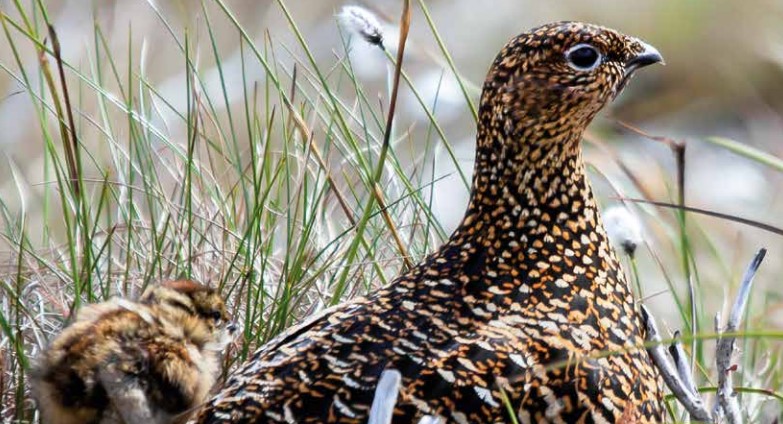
[
  {"left": 31, "top": 280, "right": 235, "bottom": 424},
  {"left": 196, "top": 21, "right": 664, "bottom": 423}
]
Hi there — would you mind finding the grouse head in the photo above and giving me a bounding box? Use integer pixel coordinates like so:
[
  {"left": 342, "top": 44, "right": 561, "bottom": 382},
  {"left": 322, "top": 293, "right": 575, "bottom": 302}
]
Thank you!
[{"left": 480, "top": 21, "right": 663, "bottom": 145}]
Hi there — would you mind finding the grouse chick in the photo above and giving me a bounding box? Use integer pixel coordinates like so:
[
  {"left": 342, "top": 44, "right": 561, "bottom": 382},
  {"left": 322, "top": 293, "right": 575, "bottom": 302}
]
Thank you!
[
  {"left": 196, "top": 21, "right": 665, "bottom": 423},
  {"left": 31, "top": 280, "right": 236, "bottom": 424}
]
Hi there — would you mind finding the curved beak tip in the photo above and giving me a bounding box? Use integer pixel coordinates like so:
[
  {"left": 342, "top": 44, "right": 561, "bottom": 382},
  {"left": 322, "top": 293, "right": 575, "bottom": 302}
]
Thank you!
[{"left": 628, "top": 40, "right": 665, "bottom": 69}]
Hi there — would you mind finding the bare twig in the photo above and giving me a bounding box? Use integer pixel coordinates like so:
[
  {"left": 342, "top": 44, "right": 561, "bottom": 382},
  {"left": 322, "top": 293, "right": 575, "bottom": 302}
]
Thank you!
[
  {"left": 328, "top": 0, "right": 414, "bottom": 304},
  {"left": 727, "top": 249, "right": 765, "bottom": 333},
  {"left": 617, "top": 198, "right": 783, "bottom": 237},
  {"left": 669, "top": 330, "right": 701, "bottom": 422},
  {"left": 371, "top": 0, "right": 412, "bottom": 270},
  {"left": 668, "top": 137, "right": 697, "bottom": 375},
  {"left": 669, "top": 331, "right": 700, "bottom": 398},
  {"left": 714, "top": 248, "right": 766, "bottom": 424},
  {"left": 615, "top": 120, "right": 680, "bottom": 150},
  {"left": 712, "top": 312, "right": 724, "bottom": 422},
  {"left": 641, "top": 305, "right": 712, "bottom": 422},
  {"left": 368, "top": 369, "right": 401, "bottom": 424},
  {"left": 583, "top": 132, "right": 655, "bottom": 201},
  {"left": 615, "top": 121, "right": 697, "bottom": 367},
  {"left": 373, "top": 185, "right": 413, "bottom": 269}
]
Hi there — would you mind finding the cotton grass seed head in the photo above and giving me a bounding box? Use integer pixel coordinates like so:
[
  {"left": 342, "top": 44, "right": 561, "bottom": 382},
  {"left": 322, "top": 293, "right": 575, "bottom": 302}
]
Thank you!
[
  {"left": 603, "top": 206, "right": 644, "bottom": 257},
  {"left": 337, "top": 5, "right": 385, "bottom": 49}
]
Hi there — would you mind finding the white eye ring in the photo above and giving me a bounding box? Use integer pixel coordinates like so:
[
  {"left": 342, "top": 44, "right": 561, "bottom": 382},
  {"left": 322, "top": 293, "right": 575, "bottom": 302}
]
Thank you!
[{"left": 565, "top": 44, "right": 603, "bottom": 71}]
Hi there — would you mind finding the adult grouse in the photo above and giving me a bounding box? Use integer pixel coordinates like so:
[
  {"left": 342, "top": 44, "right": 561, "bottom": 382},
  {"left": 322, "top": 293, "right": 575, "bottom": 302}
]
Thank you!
[{"left": 197, "top": 21, "right": 665, "bottom": 423}]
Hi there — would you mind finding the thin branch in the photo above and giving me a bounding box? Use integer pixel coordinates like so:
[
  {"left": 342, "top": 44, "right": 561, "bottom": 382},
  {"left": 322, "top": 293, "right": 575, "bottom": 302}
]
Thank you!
[
  {"left": 615, "top": 120, "right": 680, "bottom": 150},
  {"left": 669, "top": 330, "right": 701, "bottom": 422},
  {"left": 617, "top": 198, "right": 783, "bottom": 237},
  {"left": 641, "top": 305, "right": 712, "bottom": 422},
  {"left": 329, "top": 0, "right": 413, "bottom": 304},
  {"left": 616, "top": 121, "right": 702, "bottom": 369},
  {"left": 728, "top": 249, "right": 765, "bottom": 330},
  {"left": 583, "top": 132, "right": 656, "bottom": 201},
  {"left": 713, "top": 311, "right": 724, "bottom": 421},
  {"left": 714, "top": 248, "right": 766, "bottom": 424},
  {"left": 670, "top": 137, "right": 697, "bottom": 375},
  {"left": 669, "top": 331, "right": 699, "bottom": 397},
  {"left": 370, "top": 0, "right": 413, "bottom": 270}
]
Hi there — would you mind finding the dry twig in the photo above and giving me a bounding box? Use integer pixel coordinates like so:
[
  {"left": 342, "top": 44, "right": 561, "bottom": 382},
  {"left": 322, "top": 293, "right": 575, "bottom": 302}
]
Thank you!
[
  {"left": 643, "top": 248, "right": 767, "bottom": 423},
  {"left": 641, "top": 305, "right": 712, "bottom": 422},
  {"left": 713, "top": 248, "right": 766, "bottom": 423}
]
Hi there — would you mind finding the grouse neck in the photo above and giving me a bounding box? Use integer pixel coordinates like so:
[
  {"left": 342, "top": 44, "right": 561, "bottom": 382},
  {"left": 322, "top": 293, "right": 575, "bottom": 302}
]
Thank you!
[{"left": 442, "top": 127, "right": 616, "bottom": 286}]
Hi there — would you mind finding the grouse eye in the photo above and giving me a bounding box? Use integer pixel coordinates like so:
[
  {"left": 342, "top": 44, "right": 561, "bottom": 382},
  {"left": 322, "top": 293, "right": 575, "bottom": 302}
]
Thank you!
[
  {"left": 209, "top": 311, "right": 222, "bottom": 322},
  {"left": 566, "top": 44, "right": 601, "bottom": 71}
]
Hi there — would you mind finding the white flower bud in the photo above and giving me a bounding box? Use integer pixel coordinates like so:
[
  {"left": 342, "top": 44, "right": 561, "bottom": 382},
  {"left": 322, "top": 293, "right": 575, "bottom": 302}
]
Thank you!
[
  {"left": 603, "top": 206, "right": 644, "bottom": 256},
  {"left": 337, "top": 5, "right": 385, "bottom": 49}
]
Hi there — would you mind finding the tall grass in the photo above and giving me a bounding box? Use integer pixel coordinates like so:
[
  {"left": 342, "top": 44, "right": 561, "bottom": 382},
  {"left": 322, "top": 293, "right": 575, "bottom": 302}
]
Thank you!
[{"left": 0, "top": 1, "right": 781, "bottom": 423}]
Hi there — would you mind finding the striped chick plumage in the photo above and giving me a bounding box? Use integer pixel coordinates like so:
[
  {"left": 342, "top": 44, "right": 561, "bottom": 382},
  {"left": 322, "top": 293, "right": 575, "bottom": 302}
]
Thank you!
[{"left": 196, "top": 21, "right": 665, "bottom": 424}]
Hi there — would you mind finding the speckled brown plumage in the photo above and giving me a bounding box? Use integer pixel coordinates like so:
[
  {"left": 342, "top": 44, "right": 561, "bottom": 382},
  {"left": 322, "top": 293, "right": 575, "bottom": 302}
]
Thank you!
[
  {"left": 31, "top": 280, "right": 236, "bottom": 424},
  {"left": 196, "top": 21, "right": 665, "bottom": 423}
]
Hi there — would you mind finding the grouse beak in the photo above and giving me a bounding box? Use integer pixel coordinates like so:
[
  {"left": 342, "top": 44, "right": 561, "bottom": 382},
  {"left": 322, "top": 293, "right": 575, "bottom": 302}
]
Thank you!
[
  {"left": 625, "top": 40, "right": 664, "bottom": 73},
  {"left": 614, "top": 40, "right": 663, "bottom": 98}
]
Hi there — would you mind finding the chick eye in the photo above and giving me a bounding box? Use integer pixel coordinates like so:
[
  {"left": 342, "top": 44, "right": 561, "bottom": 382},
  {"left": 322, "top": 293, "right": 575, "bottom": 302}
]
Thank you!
[
  {"left": 566, "top": 44, "right": 602, "bottom": 71},
  {"left": 209, "top": 311, "right": 222, "bottom": 322}
]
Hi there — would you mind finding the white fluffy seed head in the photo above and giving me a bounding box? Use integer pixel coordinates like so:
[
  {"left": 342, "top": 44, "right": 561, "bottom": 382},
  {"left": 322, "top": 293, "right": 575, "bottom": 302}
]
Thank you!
[
  {"left": 337, "top": 5, "right": 385, "bottom": 49},
  {"left": 603, "top": 206, "right": 644, "bottom": 256}
]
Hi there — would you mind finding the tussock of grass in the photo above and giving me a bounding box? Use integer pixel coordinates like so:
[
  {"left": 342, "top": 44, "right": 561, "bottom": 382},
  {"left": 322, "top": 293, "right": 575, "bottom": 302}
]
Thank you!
[{"left": 0, "top": 1, "right": 781, "bottom": 423}]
